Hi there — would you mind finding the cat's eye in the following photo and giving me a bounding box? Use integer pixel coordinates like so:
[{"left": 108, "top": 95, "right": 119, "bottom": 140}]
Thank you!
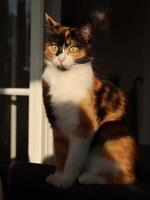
[
  {"left": 68, "top": 46, "right": 79, "bottom": 53},
  {"left": 50, "top": 44, "right": 59, "bottom": 53}
]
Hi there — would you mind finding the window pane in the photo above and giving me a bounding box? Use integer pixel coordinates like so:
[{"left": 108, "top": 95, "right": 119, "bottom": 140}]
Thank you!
[
  {"left": 0, "top": 0, "right": 31, "bottom": 88},
  {"left": 0, "top": 95, "right": 29, "bottom": 163}
]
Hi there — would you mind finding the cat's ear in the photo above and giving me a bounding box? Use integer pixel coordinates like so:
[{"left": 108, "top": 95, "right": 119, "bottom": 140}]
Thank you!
[
  {"left": 45, "top": 13, "right": 60, "bottom": 32},
  {"left": 76, "top": 23, "right": 92, "bottom": 43}
]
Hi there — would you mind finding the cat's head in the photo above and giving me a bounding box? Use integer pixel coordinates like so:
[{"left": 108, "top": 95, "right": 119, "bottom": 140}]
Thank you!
[{"left": 44, "top": 13, "right": 93, "bottom": 71}]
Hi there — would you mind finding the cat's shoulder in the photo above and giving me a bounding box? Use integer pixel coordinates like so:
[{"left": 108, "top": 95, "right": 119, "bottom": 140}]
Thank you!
[
  {"left": 93, "top": 72, "right": 127, "bottom": 103},
  {"left": 93, "top": 72, "right": 119, "bottom": 91}
]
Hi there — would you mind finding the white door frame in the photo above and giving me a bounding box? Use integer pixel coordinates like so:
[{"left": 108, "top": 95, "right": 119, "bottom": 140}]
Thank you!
[
  {"left": 28, "top": 0, "right": 45, "bottom": 163},
  {"left": 29, "top": 0, "right": 62, "bottom": 163}
]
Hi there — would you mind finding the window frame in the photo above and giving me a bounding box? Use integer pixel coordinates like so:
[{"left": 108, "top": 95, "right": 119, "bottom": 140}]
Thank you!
[{"left": 0, "top": 0, "right": 62, "bottom": 163}]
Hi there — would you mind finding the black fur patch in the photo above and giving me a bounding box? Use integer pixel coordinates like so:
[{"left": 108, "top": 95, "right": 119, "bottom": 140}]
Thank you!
[{"left": 42, "top": 79, "right": 56, "bottom": 128}]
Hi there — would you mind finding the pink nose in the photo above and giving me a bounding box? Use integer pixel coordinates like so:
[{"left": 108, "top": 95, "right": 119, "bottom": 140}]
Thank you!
[{"left": 58, "top": 54, "right": 65, "bottom": 63}]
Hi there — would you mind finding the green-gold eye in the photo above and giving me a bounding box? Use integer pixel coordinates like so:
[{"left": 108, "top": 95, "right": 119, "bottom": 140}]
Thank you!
[
  {"left": 50, "top": 44, "right": 59, "bottom": 53},
  {"left": 68, "top": 46, "right": 80, "bottom": 53}
]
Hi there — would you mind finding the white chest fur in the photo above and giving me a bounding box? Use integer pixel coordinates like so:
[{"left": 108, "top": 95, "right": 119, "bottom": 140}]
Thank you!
[{"left": 42, "top": 63, "right": 93, "bottom": 136}]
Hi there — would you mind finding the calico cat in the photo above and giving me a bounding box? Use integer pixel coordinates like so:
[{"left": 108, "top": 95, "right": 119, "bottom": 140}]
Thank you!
[{"left": 42, "top": 13, "right": 137, "bottom": 188}]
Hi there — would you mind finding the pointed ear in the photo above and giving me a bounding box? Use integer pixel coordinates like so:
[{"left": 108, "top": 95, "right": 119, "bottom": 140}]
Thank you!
[
  {"left": 45, "top": 12, "right": 60, "bottom": 31},
  {"left": 76, "top": 23, "right": 92, "bottom": 43}
]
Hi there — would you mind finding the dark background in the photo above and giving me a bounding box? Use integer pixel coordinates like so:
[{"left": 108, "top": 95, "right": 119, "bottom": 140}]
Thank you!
[{"left": 61, "top": 0, "right": 145, "bottom": 86}]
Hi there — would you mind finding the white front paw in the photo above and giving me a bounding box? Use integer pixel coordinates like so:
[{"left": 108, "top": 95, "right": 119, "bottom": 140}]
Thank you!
[
  {"left": 45, "top": 173, "right": 62, "bottom": 187},
  {"left": 46, "top": 173, "right": 75, "bottom": 188}
]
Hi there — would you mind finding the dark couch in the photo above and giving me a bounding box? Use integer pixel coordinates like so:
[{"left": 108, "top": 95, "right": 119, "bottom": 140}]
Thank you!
[{"left": 6, "top": 146, "right": 150, "bottom": 200}]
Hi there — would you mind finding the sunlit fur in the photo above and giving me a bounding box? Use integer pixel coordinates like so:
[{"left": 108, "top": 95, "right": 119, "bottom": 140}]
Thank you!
[{"left": 42, "top": 13, "right": 137, "bottom": 188}]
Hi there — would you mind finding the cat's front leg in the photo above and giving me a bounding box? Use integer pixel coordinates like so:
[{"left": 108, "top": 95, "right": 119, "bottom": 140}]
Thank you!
[
  {"left": 60, "top": 135, "right": 93, "bottom": 188},
  {"left": 46, "top": 130, "right": 68, "bottom": 187}
]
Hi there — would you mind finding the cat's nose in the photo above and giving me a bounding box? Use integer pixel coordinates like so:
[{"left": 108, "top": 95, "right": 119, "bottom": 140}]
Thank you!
[{"left": 58, "top": 54, "right": 65, "bottom": 63}]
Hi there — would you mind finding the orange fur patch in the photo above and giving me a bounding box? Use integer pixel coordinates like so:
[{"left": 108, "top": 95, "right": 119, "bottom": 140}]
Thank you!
[
  {"left": 93, "top": 76, "right": 102, "bottom": 91},
  {"left": 94, "top": 74, "right": 127, "bottom": 126},
  {"left": 74, "top": 76, "right": 105, "bottom": 139},
  {"left": 74, "top": 75, "right": 127, "bottom": 139},
  {"left": 44, "top": 43, "right": 55, "bottom": 58},
  {"left": 103, "top": 136, "right": 137, "bottom": 184},
  {"left": 74, "top": 86, "right": 99, "bottom": 138}
]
